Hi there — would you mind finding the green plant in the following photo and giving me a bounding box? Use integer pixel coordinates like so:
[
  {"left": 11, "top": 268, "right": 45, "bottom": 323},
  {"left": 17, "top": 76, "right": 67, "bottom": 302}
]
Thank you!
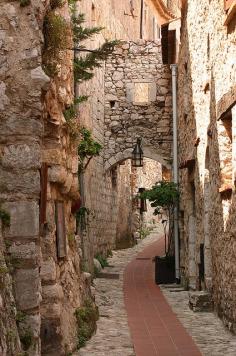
[
  {"left": 76, "top": 206, "right": 90, "bottom": 231},
  {"left": 95, "top": 254, "right": 109, "bottom": 268},
  {"left": 16, "top": 311, "right": 26, "bottom": 326},
  {"left": 107, "top": 249, "right": 113, "bottom": 257},
  {"left": 0, "top": 208, "right": 10, "bottom": 227},
  {"left": 138, "top": 226, "right": 153, "bottom": 239},
  {"left": 63, "top": 97, "right": 88, "bottom": 140},
  {"left": 75, "top": 299, "right": 99, "bottom": 349},
  {"left": 141, "top": 181, "right": 179, "bottom": 255},
  {"left": 20, "top": 0, "right": 30, "bottom": 6},
  {"left": 67, "top": 233, "right": 76, "bottom": 249},
  {"left": 78, "top": 127, "right": 102, "bottom": 171},
  {"left": 74, "top": 40, "right": 119, "bottom": 82},
  {"left": 72, "top": 13, "right": 103, "bottom": 44},
  {"left": 20, "top": 328, "right": 33, "bottom": 351},
  {"left": 43, "top": 12, "right": 70, "bottom": 77},
  {"left": 64, "top": 96, "right": 88, "bottom": 122},
  {"left": 50, "top": 0, "right": 65, "bottom": 9}
]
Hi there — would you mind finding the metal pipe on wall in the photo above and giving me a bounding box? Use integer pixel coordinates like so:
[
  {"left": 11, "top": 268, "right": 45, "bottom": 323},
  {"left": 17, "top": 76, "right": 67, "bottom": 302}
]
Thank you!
[
  {"left": 171, "top": 64, "right": 180, "bottom": 282},
  {"left": 140, "top": 0, "right": 144, "bottom": 39}
]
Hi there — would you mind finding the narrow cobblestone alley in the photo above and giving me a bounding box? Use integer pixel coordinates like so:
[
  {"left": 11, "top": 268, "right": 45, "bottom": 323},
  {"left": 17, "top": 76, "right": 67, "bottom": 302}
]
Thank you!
[{"left": 76, "top": 228, "right": 236, "bottom": 356}]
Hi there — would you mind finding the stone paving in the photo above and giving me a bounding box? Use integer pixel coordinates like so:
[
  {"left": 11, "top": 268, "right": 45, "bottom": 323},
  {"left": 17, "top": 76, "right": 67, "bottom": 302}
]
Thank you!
[
  {"left": 75, "top": 228, "right": 236, "bottom": 355},
  {"left": 76, "top": 231, "right": 161, "bottom": 356},
  {"left": 161, "top": 285, "right": 236, "bottom": 355}
]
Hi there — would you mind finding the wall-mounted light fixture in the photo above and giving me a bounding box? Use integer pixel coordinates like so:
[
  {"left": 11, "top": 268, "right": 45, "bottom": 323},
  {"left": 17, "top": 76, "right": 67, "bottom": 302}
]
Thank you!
[{"left": 132, "top": 138, "right": 143, "bottom": 167}]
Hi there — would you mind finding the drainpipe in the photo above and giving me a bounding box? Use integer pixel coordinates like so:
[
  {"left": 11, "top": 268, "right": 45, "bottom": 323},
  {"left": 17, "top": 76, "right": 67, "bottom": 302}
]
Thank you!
[
  {"left": 171, "top": 64, "right": 180, "bottom": 283},
  {"left": 140, "top": 0, "right": 143, "bottom": 39}
]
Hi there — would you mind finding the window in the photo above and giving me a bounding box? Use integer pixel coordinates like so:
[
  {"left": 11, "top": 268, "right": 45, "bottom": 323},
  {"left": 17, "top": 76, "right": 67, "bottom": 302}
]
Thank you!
[
  {"left": 218, "top": 109, "right": 232, "bottom": 195},
  {"left": 132, "top": 82, "right": 156, "bottom": 105},
  {"left": 144, "top": 2, "right": 148, "bottom": 24},
  {"left": 134, "top": 83, "right": 149, "bottom": 103}
]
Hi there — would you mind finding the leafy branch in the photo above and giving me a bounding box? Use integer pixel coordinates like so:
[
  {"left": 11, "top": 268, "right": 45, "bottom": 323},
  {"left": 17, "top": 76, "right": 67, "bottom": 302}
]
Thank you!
[{"left": 78, "top": 128, "right": 102, "bottom": 171}]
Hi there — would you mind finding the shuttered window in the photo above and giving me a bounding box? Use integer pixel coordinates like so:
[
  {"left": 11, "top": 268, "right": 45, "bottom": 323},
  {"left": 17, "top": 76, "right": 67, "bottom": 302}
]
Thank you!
[{"left": 161, "top": 24, "right": 176, "bottom": 64}]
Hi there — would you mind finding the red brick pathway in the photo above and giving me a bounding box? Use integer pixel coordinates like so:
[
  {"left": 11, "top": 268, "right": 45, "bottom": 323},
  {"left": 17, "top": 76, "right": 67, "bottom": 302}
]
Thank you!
[{"left": 124, "top": 236, "right": 202, "bottom": 356}]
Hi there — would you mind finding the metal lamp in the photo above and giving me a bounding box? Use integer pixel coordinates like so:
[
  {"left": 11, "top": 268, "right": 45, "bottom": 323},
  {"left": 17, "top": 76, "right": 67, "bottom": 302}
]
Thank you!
[{"left": 132, "top": 138, "right": 143, "bottom": 167}]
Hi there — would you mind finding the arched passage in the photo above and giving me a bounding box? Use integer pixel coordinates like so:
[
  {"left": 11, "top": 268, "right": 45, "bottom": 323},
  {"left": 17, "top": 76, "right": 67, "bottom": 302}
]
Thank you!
[{"left": 104, "top": 144, "right": 171, "bottom": 171}]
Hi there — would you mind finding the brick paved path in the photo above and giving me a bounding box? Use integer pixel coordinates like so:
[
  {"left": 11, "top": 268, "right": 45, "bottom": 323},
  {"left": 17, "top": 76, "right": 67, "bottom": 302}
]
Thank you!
[
  {"left": 76, "top": 230, "right": 236, "bottom": 356},
  {"left": 124, "top": 237, "right": 201, "bottom": 356}
]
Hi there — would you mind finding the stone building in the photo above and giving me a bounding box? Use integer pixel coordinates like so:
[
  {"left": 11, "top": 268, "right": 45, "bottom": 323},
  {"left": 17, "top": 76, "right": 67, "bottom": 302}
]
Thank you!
[
  {"left": 77, "top": 0, "right": 174, "bottom": 268},
  {"left": 0, "top": 0, "right": 175, "bottom": 354},
  {"left": 176, "top": 0, "right": 236, "bottom": 333}
]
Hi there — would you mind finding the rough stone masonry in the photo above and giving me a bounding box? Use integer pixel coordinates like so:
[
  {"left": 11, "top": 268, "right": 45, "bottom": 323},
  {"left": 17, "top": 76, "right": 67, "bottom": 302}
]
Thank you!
[{"left": 104, "top": 40, "right": 173, "bottom": 170}]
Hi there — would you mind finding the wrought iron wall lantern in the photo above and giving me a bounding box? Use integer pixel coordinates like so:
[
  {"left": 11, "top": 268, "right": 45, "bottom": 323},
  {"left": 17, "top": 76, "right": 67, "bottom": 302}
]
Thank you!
[{"left": 132, "top": 138, "right": 144, "bottom": 167}]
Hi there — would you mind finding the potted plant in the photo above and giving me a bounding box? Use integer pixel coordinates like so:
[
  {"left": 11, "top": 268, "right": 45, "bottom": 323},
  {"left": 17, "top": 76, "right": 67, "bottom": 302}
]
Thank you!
[{"left": 140, "top": 181, "right": 179, "bottom": 284}]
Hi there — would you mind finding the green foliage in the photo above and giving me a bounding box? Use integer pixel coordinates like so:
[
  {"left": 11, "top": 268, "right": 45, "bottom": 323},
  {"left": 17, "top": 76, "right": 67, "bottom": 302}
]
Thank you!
[
  {"left": 76, "top": 206, "right": 90, "bottom": 231},
  {"left": 74, "top": 40, "right": 119, "bottom": 82},
  {"left": 72, "top": 13, "right": 103, "bottom": 43},
  {"left": 95, "top": 254, "right": 109, "bottom": 268},
  {"left": 20, "top": 0, "right": 30, "bottom": 6},
  {"left": 43, "top": 12, "right": 69, "bottom": 77},
  {"left": 0, "top": 264, "right": 8, "bottom": 275},
  {"left": 138, "top": 225, "right": 154, "bottom": 239},
  {"left": 141, "top": 181, "right": 179, "bottom": 215},
  {"left": 67, "top": 233, "right": 76, "bottom": 249},
  {"left": 50, "top": 0, "right": 65, "bottom": 9},
  {"left": 75, "top": 299, "right": 99, "bottom": 349},
  {"left": 20, "top": 328, "right": 33, "bottom": 351},
  {"left": 16, "top": 311, "right": 26, "bottom": 326},
  {"left": 63, "top": 96, "right": 88, "bottom": 122},
  {"left": 0, "top": 208, "right": 10, "bottom": 227},
  {"left": 78, "top": 127, "right": 102, "bottom": 165},
  {"left": 107, "top": 249, "right": 113, "bottom": 257}
]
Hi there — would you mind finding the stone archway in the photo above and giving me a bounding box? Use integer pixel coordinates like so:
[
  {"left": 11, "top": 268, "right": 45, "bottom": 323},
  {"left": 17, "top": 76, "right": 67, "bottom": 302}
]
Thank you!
[
  {"left": 103, "top": 40, "right": 173, "bottom": 169},
  {"left": 104, "top": 144, "right": 171, "bottom": 171}
]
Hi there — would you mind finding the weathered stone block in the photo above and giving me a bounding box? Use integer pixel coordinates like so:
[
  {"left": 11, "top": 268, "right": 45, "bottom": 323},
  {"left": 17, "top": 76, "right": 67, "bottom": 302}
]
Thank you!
[
  {"left": 3, "top": 201, "right": 39, "bottom": 238},
  {"left": 42, "top": 284, "right": 64, "bottom": 301},
  {"left": 9, "top": 242, "right": 39, "bottom": 260},
  {"left": 189, "top": 291, "right": 213, "bottom": 312},
  {"left": 40, "top": 258, "right": 57, "bottom": 282},
  {"left": 0, "top": 170, "right": 40, "bottom": 195},
  {"left": 15, "top": 268, "right": 41, "bottom": 310},
  {"left": 2, "top": 143, "right": 41, "bottom": 169}
]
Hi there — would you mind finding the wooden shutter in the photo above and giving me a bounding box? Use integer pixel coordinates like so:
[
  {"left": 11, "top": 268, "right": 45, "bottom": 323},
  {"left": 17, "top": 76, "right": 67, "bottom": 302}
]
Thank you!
[
  {"left": 161, "top": 25, "right": 176, "bottom": 65},
  {"left": 225, "top": 0, "right": 234, "bottom": 10},
  {"left": 168, "top": 30, "right": 176, "bottom": 64},
  {"left": 40, "top": 163, "right": 48, "bottom": 226},
  {"left": 161, "top": 24, "right": 169, "bottom": 64}
]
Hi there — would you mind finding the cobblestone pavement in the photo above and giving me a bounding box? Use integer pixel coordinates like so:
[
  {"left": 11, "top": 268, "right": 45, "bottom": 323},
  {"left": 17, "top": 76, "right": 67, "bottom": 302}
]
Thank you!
[
  {"left": 76, "top": 230, "right": 161, "bottom": 356},
  {"left": 75, "top": 228, "right": 236, "bottom": 355},
  {"left": 161, "top": 285, "right": 236, "bottom": 355}
]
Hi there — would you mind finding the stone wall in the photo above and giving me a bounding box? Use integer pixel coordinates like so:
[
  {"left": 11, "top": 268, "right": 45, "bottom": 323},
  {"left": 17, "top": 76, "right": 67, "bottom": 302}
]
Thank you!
[
  {"left": 0, "top": 1, "right": 47, "bottom": 353},
  {"left": 178, "top": 0, "right": 236, "bottom": 332},
  {"left": 0, "top": 220, "right": 22, "bottom": 356},
  {"left": 104, "top": 40, "right": 172, "bottom": 169},
  {"left": 77, "top": 1, "right": 172, "bottom": 266},
  {"left": 0, "top": 1, "right": 91, "bottom": 354}
]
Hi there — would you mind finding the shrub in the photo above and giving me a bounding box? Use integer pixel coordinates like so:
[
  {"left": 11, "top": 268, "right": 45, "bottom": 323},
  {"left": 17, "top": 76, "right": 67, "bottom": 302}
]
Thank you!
[{"left": 75, "top": 300, "right": 99, "bottom": 349}]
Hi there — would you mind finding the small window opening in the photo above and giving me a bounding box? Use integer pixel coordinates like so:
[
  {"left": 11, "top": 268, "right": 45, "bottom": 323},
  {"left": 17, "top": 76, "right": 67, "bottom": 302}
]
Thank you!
[
  {"left": 110, "top": 100, "right": 116, "bottom": 108},
  {"left": 111, "top": 166, "right": 118, "bottom": 189},
  {"left": 218, "top": 108, "right": 233, "bottom": 196},
  {"left": 92, "top": 2, "right": 96, "bottom": 22}
]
